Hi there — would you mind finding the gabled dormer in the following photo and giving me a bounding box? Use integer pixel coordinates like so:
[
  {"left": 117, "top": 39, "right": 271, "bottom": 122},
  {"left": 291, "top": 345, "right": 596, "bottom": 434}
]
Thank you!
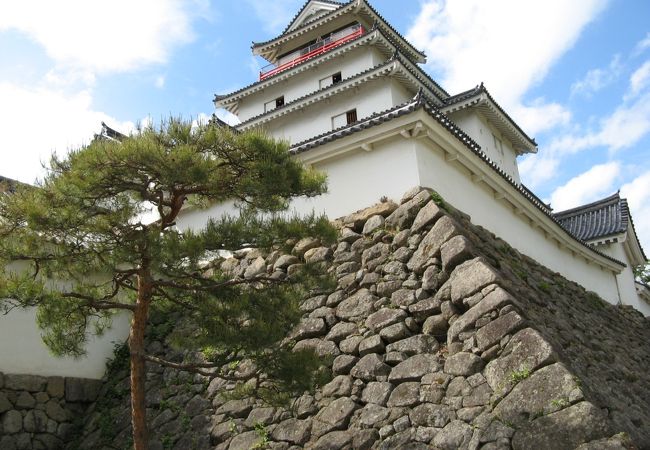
[{"left": 284, "top": 0, "right": 344, "bottom": 34}]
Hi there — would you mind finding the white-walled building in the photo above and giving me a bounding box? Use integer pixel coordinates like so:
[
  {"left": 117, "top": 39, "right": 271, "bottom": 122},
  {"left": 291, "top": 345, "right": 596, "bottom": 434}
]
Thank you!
[
  {"left": 205, "top": 0, "right": 648, "bottom": 315},
  {"left": 1, "top": 0, "right": 648, "bottom": 380}
]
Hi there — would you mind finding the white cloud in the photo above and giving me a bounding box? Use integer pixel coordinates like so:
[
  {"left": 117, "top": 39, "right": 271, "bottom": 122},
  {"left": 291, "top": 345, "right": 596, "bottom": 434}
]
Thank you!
[
  {"left": 550, "top": 162, "right": 620, "bottom": 211},
  {"left": 407, "top": 0, "right": 607, "bottom": 135},
  {"left": 633, "top": 32, "right": 650, "bottom": 56},
  {"left": 571, "top": 55, "right": 622, "bottom": 97},
  {"left": 245, "top": 0, "right": 298, "bottom": 34},
  {"left": 621, "top": 171, "right": 650, "bottom": 251},
  {"left": 518, "top": 154, "right": 560, "bottom": 189},
  {"left": 545, "top": 90, "right": 650, "bottom": 156},
  {"left": 0, "top": 0, "right": 203, "bottom": 76},
  {"left": 0, "top": 82, "right": 134, "bottom": 185},
  {"left": 628, "top": 60, "right": 650, "bottom": 99},
  {"left": 155, "top": 75, "right": 166, "bottom": 89},
  {"left": 510, "top": 100, "right": 572, "bottom": 136}
]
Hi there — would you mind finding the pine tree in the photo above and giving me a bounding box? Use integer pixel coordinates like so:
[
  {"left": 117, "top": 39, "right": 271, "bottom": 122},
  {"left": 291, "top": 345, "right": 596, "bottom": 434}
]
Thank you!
[{"left": 0, "top": 119, "right": 336, "bottom": 449}]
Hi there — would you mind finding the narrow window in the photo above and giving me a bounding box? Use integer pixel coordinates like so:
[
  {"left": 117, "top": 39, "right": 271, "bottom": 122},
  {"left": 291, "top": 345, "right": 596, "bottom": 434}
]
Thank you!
[
  {"left": 264, "top": 96, "right": 285, "bottom": 113},
  {"left": 331, "top": 109, "right": 358, "bottom": 129},
  {"left": 346, "top": 109, "right": 357, "bottom": 124},
  {"left": 319, "top": 72, "right": 343, "bottom": 89}
]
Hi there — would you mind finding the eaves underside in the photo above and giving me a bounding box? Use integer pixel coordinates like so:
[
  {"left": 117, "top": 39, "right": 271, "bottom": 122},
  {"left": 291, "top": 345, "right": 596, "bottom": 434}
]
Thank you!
[
  {"left": 233, "top": 56, "right": 445, "bottom": 129},
  {"left": 216, "top": 29, "right": 446, "bottom": 110}
]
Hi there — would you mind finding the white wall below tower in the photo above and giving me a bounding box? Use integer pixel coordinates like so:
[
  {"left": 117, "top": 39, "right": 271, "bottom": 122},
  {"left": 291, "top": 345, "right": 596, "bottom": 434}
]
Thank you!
[{"left": 0, "top": 308, "right": 130, "bottom": 379}]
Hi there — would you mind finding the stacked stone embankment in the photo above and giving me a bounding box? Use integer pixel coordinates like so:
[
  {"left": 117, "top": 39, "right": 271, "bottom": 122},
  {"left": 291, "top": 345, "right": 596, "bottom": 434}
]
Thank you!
[
  {"left": 0, "top": 373, "right": 101, "bottom": 449},
  {"left": 8, "top": 187, "right": 648, "bottom": 449}
]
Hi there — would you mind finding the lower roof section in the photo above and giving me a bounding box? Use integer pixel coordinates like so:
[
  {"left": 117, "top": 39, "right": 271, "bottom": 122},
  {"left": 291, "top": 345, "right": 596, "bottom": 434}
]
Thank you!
[{"left": 290, "top": 92, "right": 628, "bottom": 271}]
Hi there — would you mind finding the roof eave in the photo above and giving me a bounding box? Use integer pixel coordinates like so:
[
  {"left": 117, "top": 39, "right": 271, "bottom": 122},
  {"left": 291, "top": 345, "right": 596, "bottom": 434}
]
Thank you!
[{"left": 252, "top": 0, "right": 426, "bottom": 64}]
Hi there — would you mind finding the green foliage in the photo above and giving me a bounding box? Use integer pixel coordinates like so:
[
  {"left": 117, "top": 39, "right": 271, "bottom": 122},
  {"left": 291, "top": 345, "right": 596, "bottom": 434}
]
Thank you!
[
  {"left": 634, "top": 262, "right": 650, "bottom": 285},
  {"left": 538, "top": 281, "right": 551, "bottom": 293},
  {"left": 0, "top": 119, "right": 336, "bottom": 439},
  {"left": 252, "top": 422, "right": 270, "bottom": 449},
  {"left": 509, "top": 366, "right": 531, "bottom": 384},
  {"left": 430, "top": 191, "right": 447, "bottom": 210}
]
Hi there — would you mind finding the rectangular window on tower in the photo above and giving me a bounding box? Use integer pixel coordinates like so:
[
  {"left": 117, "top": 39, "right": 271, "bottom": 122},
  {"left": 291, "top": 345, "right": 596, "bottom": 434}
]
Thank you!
[
  {"left": 332, "top": 109, "right": 358, "bottom": 129},
  {"left": 319, "top": 72, "right": 343, "bottom": 89},
  {"left": 264, "top": 96, "right": 285, "bottom": 113}
]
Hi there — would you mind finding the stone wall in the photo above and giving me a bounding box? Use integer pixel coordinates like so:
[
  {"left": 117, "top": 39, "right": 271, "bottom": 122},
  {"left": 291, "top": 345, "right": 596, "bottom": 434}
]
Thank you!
[
  {"left": 28, "top": 187, "right": 650, "bottom": 449},
  {"left": 0, "top": 373, "right": 101, "bottom": 449}
]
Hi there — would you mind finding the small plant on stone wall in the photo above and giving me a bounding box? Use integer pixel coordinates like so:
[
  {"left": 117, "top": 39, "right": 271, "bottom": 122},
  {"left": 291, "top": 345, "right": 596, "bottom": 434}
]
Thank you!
[
  {"left": 550, "top": 397, "right": 570, "bottom": 409},
  {"left": 252, "top": 422, "right": 271, "bottom": 449},
  {"left": 430, "top": 191, "right": 447, "bottom": 210},
  {"left": 509, "top": 366, "right": 531, "bottom": 384}
]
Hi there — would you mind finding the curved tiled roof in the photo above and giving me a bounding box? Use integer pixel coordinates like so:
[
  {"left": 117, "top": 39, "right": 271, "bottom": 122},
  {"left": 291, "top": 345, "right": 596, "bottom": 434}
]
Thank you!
[
  {"left": 554, "top": 193, "right": 627, "bottom": 241},
  {"left": 555, "top": 193, "right": 647, "bottom": 261},
  {"left": 290, "top": 93, "right": 626, "bottom": 268}
]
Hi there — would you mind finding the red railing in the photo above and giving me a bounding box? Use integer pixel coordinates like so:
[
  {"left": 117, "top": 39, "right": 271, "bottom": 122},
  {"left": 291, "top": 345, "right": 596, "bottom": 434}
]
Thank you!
[{"left": 260, "top": 24, "right": 365, "bottom": 80}]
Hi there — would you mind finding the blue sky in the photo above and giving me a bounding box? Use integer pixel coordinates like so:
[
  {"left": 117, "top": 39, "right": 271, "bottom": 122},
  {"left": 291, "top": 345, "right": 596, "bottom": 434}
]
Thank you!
[{"left": 1, "top": 0, "right": 649, "bottom": 250}]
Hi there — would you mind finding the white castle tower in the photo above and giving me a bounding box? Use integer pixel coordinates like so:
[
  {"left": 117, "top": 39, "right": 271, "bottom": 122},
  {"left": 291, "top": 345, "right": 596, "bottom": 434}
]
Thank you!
[{"left": 207, "top": 0, "right": 648, "bottom": 313}]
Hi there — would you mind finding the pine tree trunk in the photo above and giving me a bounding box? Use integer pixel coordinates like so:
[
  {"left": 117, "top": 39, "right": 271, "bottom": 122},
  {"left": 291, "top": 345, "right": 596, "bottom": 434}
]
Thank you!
[{"left": 130, "top": 271, "right": 153, "bottom": 450}]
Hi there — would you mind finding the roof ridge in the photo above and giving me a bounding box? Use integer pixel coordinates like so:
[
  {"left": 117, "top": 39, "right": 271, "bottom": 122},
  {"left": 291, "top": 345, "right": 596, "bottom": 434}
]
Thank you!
[
  {"left": 280, "top": 0, "right": 346, "bottom": 36},
  {"left": 554, "top": 192, "right": 621, "bottom": 217}
]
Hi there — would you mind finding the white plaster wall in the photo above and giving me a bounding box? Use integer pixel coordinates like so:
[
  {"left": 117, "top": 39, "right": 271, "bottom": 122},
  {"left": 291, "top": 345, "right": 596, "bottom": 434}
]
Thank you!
[
  {"left": 176, "top": 134, "right": 626, "bottom": 307},
  {"left": 597, "top": 242, "right": 650, "bottom": 316},
  {"left": 0, "top": 308, "right": 130, "bottom": 378},
  {"left": 448, "top": 110, "right": 521, "bottom": 183},
  {"left": 260, "top": 79, "right": 397, "bottom": 144},
  {"left": 176, "top": 137, "right": 420, "bottom": 232},
  {"left": 412, "top": 140, "right": 621, "bottom": 305},
  {"left": 237, "top": 46, "right": 385, "bottom": 122}
]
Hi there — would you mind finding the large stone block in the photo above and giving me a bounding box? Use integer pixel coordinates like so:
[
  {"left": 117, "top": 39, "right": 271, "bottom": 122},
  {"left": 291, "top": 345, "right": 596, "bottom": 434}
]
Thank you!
[
  {"left": 449, "top": 257, "right": 500, "bottom": 302},
  {"left": 271, "top": 418, "right": 312, "bottom": 445},
  {"left": 4, "top": 374, "right": 47, "bottom": 392},
  {"left": 484, "top": 328, "right": 556, "bottom": 396},
  {"left": 389, "top": 354, "right": 442, "bottom": 382},
  {"left": 340, "top": 201, "right": 398, "bottom": 231},
  {"left": 494, "top": 363, "right": 583, "bottom": 427},
  {"left": 386, "top": 334, "right": 439, "bottom": 356},
  {"left": 312, "top": 397, "right": 357, "bottom": 438},
  {"left": 447, "top": 286, "right": 514, "bottom": 343},
  {"left": 350, "top": 354, "right": 391, "bottom": 381},
  {"left": 365, "top": 308, "right": 407, "bottom": 333},
  {"left": 433, "top": 420, "right": 474, "bottom": 450},
  {"left": 64, "top": 378, "right": 102, "bottom": 403},
  {"left": 385, "top": 189, "right": 431, "bottom": 229},
  {"left": 444, "top": 352, "right": 485, "bottom": 376},
  {"left": 408, "top": 216, "right": 460, "bottom": 274},
  {"left": 336, "top": 289, "right": 377, "bottom": 320},
  {"left": 411, "top": 200, "right": 444, "bottom": 233},
  {"left": 441, "top": 235, "right": 474, "bottom": 272},
  {"left": 511, "top": 402, "right": 610, "bottom": 450},
  {"left": 475, "top": 311, "right": 525, "bottom": 351}
]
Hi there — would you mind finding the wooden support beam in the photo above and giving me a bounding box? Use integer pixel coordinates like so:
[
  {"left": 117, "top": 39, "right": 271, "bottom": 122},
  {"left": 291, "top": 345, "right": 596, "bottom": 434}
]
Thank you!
[
  {"left": 445, "top": 152, "right": 459, "bottom": 162},
  {"left": 361, "top": 143, "right": 373, "bottom": 152},
  {"left": 471, "top": 173, "right": 485, "bottom": 184},
  {"left": 400, "top": 129, "right": 412, "bottom": 139}
]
